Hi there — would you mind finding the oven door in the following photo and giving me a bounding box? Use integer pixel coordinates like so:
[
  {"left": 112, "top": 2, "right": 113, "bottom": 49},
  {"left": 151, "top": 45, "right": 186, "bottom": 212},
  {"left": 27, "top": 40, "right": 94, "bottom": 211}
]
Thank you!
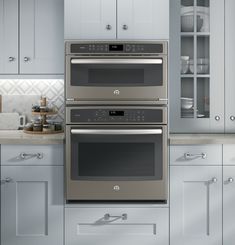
[
  {"left": 66, "top": 125, "right": 168, "bottom": 201},
  {"left": 65, "top": 57, "right": 167, "bottom": 103}
]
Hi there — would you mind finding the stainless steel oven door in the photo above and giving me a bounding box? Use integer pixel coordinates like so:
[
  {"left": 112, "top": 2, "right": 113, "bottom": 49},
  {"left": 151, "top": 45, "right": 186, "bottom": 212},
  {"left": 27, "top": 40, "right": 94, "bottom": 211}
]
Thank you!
[
  {"left": 66, "top": 125, "right": 168, "bottom": 201},
  {"left": 65, "top": 56, "right": 167, "bottom": 103}
]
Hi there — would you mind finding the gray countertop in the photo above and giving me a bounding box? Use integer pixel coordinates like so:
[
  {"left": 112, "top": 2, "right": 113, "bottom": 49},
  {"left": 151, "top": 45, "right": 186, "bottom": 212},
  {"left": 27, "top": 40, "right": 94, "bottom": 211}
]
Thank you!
[
  {"left": 170, "top": 134, "right": 235, "bottom": 145},
  {"left": 0, "top": 130, "right": 64, "bottom": 144}
]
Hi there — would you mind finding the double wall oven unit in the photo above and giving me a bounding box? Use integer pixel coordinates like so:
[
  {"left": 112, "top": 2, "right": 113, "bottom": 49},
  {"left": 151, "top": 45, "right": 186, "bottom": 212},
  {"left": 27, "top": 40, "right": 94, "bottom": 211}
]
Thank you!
[
  {"left": 66, "top": 106, "right": 168, "bottom": 201},
  {"left": 65, "top": 41, "right": 167, "bottom": 104},
  {"left": 65, "top": 41, "right": 168, "bottom": 202}
]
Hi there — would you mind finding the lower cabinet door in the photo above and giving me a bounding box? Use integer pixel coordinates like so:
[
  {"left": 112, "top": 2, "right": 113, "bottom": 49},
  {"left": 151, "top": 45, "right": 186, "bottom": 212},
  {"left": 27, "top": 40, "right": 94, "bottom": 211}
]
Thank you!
[
  {"left": 65, "top": 207, "right": 169, "bottom": 245},
  {"left": 223, "top": 166, "right": 235, "bottom": 245},
  {"left": 1, "top": 166, "right": 63, "bottom": 245},
  {"left": 170, "top": 166, "right": 222, "bottom": 245}
]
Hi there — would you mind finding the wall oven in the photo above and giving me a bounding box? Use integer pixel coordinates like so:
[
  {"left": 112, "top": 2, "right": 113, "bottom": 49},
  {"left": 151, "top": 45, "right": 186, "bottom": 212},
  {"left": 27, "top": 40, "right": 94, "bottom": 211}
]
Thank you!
[
  {"left": 66, "top": 106, "right": 168, "bottom": 201},
  {"left": 65, "top": 41, "right": 167, "bottom": 104}
]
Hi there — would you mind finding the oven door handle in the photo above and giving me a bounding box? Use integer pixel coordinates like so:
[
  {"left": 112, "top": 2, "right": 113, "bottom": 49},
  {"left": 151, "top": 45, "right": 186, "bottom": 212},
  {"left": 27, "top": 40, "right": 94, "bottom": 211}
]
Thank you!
[
  {"left": 70, "top": 59, "right": 163, "bottom": 65},
  {"left": 71, "top": 129, "right": 162, "bottom": 135}
]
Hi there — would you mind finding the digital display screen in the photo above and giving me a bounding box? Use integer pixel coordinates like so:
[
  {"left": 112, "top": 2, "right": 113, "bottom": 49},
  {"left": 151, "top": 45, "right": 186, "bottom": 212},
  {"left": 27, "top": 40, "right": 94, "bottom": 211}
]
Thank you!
[
  {"left": 109, "top": 111, "right": 124, "bottom": 116},
  {"left": 109, "top": 44, "right": 123, "bottom": 51}
]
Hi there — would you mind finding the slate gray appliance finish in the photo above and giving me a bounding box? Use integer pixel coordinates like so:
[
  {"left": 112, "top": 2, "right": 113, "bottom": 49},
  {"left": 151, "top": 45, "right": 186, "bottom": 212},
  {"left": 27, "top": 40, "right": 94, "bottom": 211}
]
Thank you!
[
  {"left": 65, "top": 106, "right": 168, "bottom": 201},
  {"left": 65, "top": 41, "right": 168, "bottom": 104}
]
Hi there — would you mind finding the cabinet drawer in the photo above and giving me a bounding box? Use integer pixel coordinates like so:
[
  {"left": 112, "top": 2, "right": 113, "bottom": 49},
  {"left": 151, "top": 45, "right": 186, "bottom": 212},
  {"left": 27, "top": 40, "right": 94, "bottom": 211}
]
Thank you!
[
  {"left": 170, "top": 145, "right": 222, "bottom": 165},
  {"left": 1, "top": 144, "right": 63, "bottom": 166},
  {"left": 65, "top": 207, "right": 169, "bottom": 245},
  {"left": 223, "top": 144, "right": 235, "bottom": 165}
]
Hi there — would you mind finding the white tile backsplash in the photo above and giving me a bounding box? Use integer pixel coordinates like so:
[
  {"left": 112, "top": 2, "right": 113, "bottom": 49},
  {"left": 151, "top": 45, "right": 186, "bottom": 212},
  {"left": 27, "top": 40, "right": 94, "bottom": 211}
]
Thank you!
[{"left": 0, "top": 79, "right": 64, "bottom": 121}]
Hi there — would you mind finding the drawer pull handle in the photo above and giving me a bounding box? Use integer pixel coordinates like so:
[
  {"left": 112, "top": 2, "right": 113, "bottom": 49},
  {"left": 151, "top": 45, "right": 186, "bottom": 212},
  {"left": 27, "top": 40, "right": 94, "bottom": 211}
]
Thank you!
[
  {"left": 104, "top": 213, "right": 127, "bottom": 221},
  {"left": 184, "top": 152, "right": 207, "bottom": 160},
  {"left": 20, "top": 152, "right": 43, "bottom": 160},
  {"left": 1, "top": 177, "right": 13, "bottom": 184}
]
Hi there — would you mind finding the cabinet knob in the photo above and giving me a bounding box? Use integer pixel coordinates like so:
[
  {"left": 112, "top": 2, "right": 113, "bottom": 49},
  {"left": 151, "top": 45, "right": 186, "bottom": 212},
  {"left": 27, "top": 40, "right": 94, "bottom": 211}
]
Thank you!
[
  {"left": 215, "top": 116, "right": 220, "bottom": 121},
  {"left": 230, "top": 116, "right": 235, "bottom": 121},
  {"left": 122, "top": 24, "right": 128, "bottom": 30},
  {"left": 228, "top": 177, "right": 234, "bottom": 183},
  {"left": 8, "top": 57, "right": 15, "bottom": 62},
  {"left": 1, "top": 177, "right": 13, "bottom": 184},
  {"left": 210, "top": 177, "right": 217, "bottom": 183},
  {"left": 24, "top": 57, "right": 30, "bottom": 62},
  {"left": 106, "top": 24, "right": 112, "bottom": 30}
]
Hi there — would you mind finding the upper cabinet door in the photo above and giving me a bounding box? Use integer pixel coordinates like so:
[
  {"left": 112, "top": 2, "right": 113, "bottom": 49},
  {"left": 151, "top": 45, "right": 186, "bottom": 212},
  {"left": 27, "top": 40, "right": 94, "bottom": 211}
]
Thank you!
[
  {"left": 0, "top": 0, "right": 18, "bottom": 74},
  {"left": 225, "top": 0, "right": 235, "bottom": 132},
  {"left": 170, "top": 0, "right": 224, "bottom": 133},
  {"left": 64, "top": 0, "right": 116, "bottom": 40},
  {"left": 20, "top": 0, "right": 64, "bottom": 74},
  {"left": 117, "top": 0, "right": 169, "bottom": 39}
]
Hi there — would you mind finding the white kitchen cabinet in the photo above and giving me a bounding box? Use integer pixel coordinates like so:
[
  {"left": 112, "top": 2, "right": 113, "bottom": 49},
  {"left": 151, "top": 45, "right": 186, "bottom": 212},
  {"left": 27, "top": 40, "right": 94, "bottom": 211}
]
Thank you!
[
  {"left": 223, "top": 166, "right": 235, "bottom": 245},
  {"left": 0, "top": 0, "right": 18, "bottom": 74},
  {"left": 1, "top": 144, "right": 64, "bottom": 166},
  {"left": 20, "top": 0, "right": 64, "bottom": 74},
  {"left": 64, "top": 0, "right": 116, "bottom": 40},
  {"left": 170, "top": 0, "right": 225, "bottom": 133},
  {"left": 64, "top": 0, "right": 169, "bottom": 40},
  {"left": 0, "top": 0, "right": 64, "bottom": 75},
  {"left": 170, "top": 144, "right": 222, "bottom": 165},
  {"left": 1, "top": 165, "right": 64, "bottom": 245},
  {"left": 170, "top": 166, "right": 222, "bottom": 245},
  {"left": 225, "top": 0, "right": 235, "bottom": 132},
  {"left": 117, "top": 0, "right": 169, "bottom": 39},
  {"left": 65, "top": 207, "right": 169, "bottom": 245}
]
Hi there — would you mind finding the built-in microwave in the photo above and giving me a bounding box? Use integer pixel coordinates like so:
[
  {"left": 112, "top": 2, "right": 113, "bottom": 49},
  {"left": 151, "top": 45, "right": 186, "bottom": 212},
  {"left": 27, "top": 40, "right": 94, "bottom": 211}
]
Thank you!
[{"left": 65, "top": 41, "right": 168, "bottom": 105}]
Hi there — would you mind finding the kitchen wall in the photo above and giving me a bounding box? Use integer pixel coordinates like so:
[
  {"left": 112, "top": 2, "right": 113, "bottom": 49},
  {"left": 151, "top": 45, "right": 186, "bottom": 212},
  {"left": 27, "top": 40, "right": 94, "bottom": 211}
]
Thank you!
[{"left": 0, "top": 79, "right": 64, "bottom": 121}]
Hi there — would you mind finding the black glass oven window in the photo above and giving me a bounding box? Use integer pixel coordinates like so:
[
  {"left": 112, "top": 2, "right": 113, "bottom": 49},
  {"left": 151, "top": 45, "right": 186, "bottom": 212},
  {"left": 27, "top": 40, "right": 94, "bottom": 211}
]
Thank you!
[
  {"left": 71, "top": 133, "right": 163, "bottom": 181},
  {"left": 79, "top": 143, "right": 154, "bottom": 177},
  {"left": 71, "top": 63, "right": 163, "bottom": 86}
]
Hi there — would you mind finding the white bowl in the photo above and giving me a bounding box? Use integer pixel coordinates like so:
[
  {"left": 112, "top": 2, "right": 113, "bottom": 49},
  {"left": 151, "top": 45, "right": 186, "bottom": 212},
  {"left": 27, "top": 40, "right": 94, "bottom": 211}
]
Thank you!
[
  {"left": 181, "top": 15, "right": 203, "bottom": 32},
  {"left": 189, "top": 64, "right": 209, "bottom": 74},
  {"left": 181, "top": 98, "right": 194, "bottom": 109}
]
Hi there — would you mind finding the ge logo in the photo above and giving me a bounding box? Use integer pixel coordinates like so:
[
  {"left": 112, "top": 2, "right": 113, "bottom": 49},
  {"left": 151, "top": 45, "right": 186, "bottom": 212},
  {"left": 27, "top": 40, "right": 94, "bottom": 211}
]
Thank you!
[
  {"left": 113, "top": 89, "right": 120, "bottom": 95},
  {"left": 113, "top": 185, "right": 120, "bottom": 191}
]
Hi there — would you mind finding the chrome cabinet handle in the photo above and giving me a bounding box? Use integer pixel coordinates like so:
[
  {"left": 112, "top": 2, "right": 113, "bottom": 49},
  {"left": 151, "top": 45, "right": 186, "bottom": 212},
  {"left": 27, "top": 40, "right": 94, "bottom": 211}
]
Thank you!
[
  {"left": 122, "top": 24, "right": 128, "bottom": 30},
  {"left": 184, "top": 152, "right": 207, "bottom": 160},
  {"left": 230, "top": 116, "right": 235, "bottom": 121},
  {"left": 104, "top": 213, "right": 127, "bottom": 221},
  {"left": 215, "top": 115, "right": 220, "bottom": 121},
  {"left": 20, "top": 152, "right": 43, "bottom": 159},
  {"left": 228, "top": 177, "right": 234, "bottom": 183},
  {"left": 106, "top": 24, "right": 112, "bottom": 30},
  {"left": 8, "top": 57, "right": 15, "bottom": 62},
  {"left": 24, "top": 57, "right": 30, "bottom": 62},
  {"left": 1, "top": 177, "right": 13, "bottom": 184}
]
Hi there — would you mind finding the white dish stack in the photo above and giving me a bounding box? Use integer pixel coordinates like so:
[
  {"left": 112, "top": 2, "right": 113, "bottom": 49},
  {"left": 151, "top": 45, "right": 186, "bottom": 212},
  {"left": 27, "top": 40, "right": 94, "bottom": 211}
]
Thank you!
[{"left": 181, "top": 6, "right": 210, "bottom": 32}]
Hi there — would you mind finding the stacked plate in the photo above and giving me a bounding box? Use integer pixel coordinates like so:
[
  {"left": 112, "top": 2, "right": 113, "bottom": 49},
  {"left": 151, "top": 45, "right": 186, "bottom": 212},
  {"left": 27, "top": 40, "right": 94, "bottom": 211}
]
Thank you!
[{"left": 181, "top": 6, "right": 210, "bottom": 32}]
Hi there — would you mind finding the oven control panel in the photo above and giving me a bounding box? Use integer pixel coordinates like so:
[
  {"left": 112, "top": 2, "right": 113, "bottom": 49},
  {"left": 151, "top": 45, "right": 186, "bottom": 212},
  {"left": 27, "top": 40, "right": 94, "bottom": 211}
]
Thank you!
[
  {"left": 70, "top": 108, "right": 164, "bottom": 123},
  {"left": 70, "top": 43, "right": 164, "bottom": 54}
]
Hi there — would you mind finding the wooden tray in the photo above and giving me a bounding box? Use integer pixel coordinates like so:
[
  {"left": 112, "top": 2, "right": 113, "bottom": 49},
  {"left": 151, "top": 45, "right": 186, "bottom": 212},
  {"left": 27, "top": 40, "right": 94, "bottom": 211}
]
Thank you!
[
  {"left": 23, "top": 130, "right": 63, "bottom": 135},
  {"left": 31, "top": 111, "right": 57, "bottom": 116}
]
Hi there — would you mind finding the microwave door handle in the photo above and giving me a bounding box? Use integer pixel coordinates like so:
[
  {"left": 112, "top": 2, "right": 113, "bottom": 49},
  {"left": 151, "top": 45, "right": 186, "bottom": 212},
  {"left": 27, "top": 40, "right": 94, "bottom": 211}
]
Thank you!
[
  {"left": 70, "top": 59, "right": 163, "bottom": 65},
  {"left": 70, "top": 129, "right": 162, "bottom": 135}
]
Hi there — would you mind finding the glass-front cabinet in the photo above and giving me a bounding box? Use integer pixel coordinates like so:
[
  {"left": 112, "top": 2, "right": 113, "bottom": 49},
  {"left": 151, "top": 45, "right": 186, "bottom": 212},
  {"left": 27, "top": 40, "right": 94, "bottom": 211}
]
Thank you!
[{"left": 170, "top": 0, "right": 224, "bottom": 132}]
